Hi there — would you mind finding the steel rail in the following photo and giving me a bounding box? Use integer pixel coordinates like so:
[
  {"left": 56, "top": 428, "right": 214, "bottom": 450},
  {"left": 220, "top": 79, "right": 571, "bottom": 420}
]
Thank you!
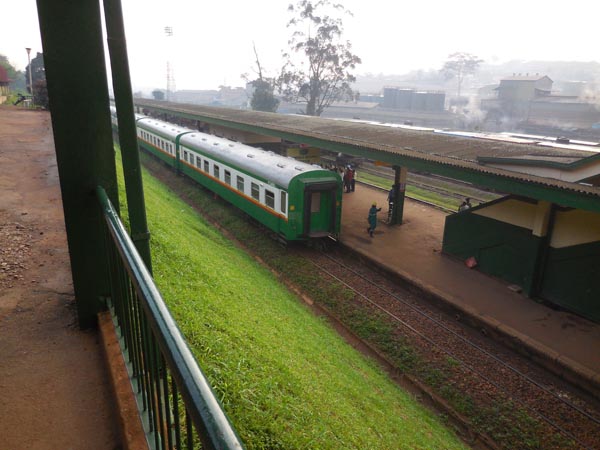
[
  {"left": 356, "top": 179, "right": 456, "bottom": 214},
  {"left": 358, "top": 166, "right": 489, "bottom": 204},
  {"left": 97, "top": 186, "right": 244, "bottom": 450},
  {"left": 321, "top": 252, "right": 600, "bottom": 426},
  {"left": 311, "top": 255, "right": 596, "bottom": 450}
]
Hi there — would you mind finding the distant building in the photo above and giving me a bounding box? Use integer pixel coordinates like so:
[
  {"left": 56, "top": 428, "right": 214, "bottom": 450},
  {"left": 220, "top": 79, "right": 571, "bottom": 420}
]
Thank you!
[
  {"left": 480, "top": 74, "right": 600, "bottom": 130},
  {"left": 0, "top": 66, "right": 10, "bottom": 105},
  {"left": 481, "top": 74, "right": 553, "bottom": 119},
  {"left": 382, "top": 86, "right": 445, "bottom": 112},
  {"left": 174, "top": 86, "right": 247, "bottom": 108},
  {"left": 496, "top": 74, "right": 553, "bottom": 102}
]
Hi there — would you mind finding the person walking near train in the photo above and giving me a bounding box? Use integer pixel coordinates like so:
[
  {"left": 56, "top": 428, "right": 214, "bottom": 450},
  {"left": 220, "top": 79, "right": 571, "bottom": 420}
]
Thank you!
[{"left": 367, "top": 202, "right": 382, "bottom": 237}]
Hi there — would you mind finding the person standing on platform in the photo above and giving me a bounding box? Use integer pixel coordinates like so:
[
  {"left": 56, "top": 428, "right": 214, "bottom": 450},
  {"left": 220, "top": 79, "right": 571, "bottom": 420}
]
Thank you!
[
  {"left": 458, "top": 197, "right": 472, "bottom": 212},
  {"left": 343, "top": 166, "right": 352, "bottom": 193},
  {"left": 350, "top": 166, "right": 356, "bottom": 191},
  {"left": 367, "top": 202, "right": 382, "bottom": 237},
  {"left": 387, "top": 184, "right": 396, "bottom": 213}
]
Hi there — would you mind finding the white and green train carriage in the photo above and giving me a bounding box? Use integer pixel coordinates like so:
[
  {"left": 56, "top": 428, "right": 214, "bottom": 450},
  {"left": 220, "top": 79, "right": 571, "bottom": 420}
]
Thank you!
[{"left": 131, "top": 115, "right": 343, "bottom": 243}]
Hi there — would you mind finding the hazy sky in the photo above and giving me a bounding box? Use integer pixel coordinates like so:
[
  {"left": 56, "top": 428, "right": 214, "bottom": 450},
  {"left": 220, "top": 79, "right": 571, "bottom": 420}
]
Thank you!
[{"left": 3, "top": 0, "right": 599, "bottom": 92}]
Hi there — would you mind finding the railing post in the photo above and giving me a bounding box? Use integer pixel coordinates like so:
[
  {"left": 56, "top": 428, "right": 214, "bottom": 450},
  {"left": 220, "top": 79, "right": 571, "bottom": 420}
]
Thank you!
[
  {"left": 36, "top": 0, "right": 118, "bottom": 328},
  {"left": 103, "top": 0, "right": 153, "bottom": 272}
]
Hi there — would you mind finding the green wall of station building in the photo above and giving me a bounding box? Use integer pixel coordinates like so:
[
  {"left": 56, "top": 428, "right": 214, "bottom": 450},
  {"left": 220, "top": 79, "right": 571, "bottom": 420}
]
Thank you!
[
  {"left": 443, "top": 212, "right": 542, "bottom": 296},
  {"left": 541, "top": 241, "right": 600, "bottom": 322},
  {"left": 443, "top": 203, "right": 600, "bottom": 323}
]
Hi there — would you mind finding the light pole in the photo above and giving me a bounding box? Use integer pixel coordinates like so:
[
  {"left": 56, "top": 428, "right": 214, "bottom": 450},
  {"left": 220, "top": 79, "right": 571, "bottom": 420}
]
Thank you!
[
  {"left": 164, "top": 26, "right": 174, "bottom": 101},
  {"left": 25, "top": 47, "right": 34, "bottom": 105}
]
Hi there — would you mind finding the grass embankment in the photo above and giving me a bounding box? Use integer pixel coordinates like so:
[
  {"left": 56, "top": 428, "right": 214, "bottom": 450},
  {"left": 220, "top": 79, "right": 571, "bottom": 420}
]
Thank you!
[{"left": 116, "top": 151, "right": 467, "bottom": 449}]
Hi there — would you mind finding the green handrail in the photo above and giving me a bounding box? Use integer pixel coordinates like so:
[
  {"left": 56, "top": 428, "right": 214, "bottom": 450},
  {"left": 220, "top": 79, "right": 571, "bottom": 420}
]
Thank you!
[{"left": 97, "top": 185, "right": 244, "bottom": 450}]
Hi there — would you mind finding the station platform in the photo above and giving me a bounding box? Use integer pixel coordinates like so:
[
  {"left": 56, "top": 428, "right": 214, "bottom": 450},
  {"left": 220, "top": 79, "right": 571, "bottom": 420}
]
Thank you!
[
  {"left": 339, "top": 184, "right": 600, "bottom": 396},
  {"left": 0, "top": 108, "right": 120, "bottom": 449}
]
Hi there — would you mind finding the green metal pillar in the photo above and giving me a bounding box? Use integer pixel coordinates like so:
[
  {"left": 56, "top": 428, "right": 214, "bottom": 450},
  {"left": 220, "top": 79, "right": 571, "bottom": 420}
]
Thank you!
[
  {"left": 103, "top": 0, "right": 153, "bottom": 272},
  {"left": 390, "top": 166, "right": 408, "bottom": 225},
  {"left": 36, "top": 0, "right": 118, "bottom": 328}
]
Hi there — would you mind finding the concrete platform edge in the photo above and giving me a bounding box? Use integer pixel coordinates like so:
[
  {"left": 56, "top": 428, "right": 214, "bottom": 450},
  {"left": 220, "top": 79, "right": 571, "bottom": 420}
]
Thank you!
[
  {"left": 343, "top": 244, "right": 600, "bottom": 400},
  {"left": 98, "top": 311, "right": 149, "bottom": 450}
]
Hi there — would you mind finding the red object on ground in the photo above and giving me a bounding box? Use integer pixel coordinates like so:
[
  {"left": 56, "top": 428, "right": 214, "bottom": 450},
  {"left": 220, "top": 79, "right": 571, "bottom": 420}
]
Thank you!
[{"left": 465, "top": 256, "right": 478, "bottom": 268}]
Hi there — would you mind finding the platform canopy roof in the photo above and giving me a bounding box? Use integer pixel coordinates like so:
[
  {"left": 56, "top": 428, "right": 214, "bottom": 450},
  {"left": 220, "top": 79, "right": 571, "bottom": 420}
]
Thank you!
[{"left": 133, "top": 99, "right": 600, "bottom": 213}]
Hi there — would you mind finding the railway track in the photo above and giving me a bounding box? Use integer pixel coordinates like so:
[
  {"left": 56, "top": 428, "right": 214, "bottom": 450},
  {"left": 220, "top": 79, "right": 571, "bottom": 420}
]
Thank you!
[
  {"left": 307, "top": 248, "right": 600, "bottom": 450},
  {"left": 358, "top": 165, "right": 495, "bottom": 205},
  {"left": 141, "top": 148, "right": 599, "bottom": 449}
]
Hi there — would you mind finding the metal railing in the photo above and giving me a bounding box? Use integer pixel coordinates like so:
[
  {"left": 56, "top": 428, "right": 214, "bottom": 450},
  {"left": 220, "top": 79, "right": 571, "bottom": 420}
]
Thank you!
[{"left": 97, "top": 186, "right": 244, "bottom": 450}]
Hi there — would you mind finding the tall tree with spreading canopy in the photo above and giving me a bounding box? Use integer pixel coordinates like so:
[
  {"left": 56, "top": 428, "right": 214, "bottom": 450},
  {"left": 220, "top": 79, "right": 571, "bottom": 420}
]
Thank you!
[
  {"left": 279, "top": 0, "right": 361, "bottom": 116},
  {"left": 441, "top": 52, "right": 483, "bottom": 100}
]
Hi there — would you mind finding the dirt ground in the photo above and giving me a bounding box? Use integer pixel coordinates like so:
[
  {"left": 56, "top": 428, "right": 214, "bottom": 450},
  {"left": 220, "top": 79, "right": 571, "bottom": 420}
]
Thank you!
[{"left": 0, "top": 107, "right": 120, "bottom": 450}]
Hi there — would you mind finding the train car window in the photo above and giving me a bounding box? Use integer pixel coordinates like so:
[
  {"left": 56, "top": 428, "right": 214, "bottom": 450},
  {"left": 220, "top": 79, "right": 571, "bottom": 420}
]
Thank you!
[
  {"left": 311, "top": 192, "right": 321, "bottom": 213},
  {"left": 196, "top": 156, "right": 201, "bottom": 168},
  {"left": 280, "top": 191, "right": 287, "bottom": 213},
  {"left": 237, "top": 176, "right": 244, "bottom": 192},
  {"left": 214, "top": 164, "right": 220, "bottom": 179},
  {"left": 204, "top": 160, "right": 209, "bottom": 172},
  {"left": 224, "top": 170, "right": 231, "bottom": 185},
  {"left": 251, "top": 182, "right": 259, "bottom": 201},
  {"left": 265, "top": 190, "right": 275, "bottom": 209}
]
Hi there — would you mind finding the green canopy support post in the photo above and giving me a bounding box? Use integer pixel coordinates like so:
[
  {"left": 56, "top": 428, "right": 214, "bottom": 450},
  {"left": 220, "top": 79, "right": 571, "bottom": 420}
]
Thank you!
[
  {"left": 390, "top": 166, "right": 408, "bottom": 225},
  {"left": 36, "top": 0, "right": 119, "bottom": 328},
  {"left": 103, "top": 0, "right": 153, "bottom": 273}
]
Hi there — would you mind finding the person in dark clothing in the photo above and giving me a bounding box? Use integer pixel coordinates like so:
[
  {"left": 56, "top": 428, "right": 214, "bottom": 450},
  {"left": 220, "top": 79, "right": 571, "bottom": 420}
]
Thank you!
[
  {"left": 387, "top": 184, "right": 396, "bottom": 212},
  {"left": 458, "top": 197, "right": 472, "bottom": 212},
  {"left": 367, "top": 202, "right": 382, "bottom": 237},
  {"left": 350, "top": 166, "right": 356, "bottom": 192}
]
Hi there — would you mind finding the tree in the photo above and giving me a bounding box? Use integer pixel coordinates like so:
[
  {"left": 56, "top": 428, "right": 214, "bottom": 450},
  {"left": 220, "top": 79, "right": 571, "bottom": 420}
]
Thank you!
[
  {"left": 0, "top": 55, "right": 25, "bottom": 91},
  {"left": 278, "top": 0, "right": 361, "bottom": 116},
  {"left": 25, "top": 52, "right": 46, "bottom": 95},
  {"left": 250, "top": 79, "right": 280, "bottom": 112},
  {"left": 243, "top": 43, "right": 280, "bottom": 112},
  {"left": 33, "top": 78, "right": 49, "bottom": 109},
  {"left": 151, "top": 89, "right": 165, "bottom": 101},
  {"left": 440, "top": 52, "right": 483, "bottom": 100}
]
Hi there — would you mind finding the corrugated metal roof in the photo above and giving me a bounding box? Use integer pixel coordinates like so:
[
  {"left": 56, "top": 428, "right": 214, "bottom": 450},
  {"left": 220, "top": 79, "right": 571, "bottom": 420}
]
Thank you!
[
  {"left": 134, "top": 100, "right": 600, "bottom": 199},
  {"left": 501, "top": 75, "right": 552, "bottom": 82}
]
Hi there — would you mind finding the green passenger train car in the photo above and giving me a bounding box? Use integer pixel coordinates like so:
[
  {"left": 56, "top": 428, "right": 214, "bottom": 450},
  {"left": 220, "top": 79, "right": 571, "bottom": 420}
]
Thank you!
[{"left": 112, "top": 109, "right": 342, "bottom": 242}]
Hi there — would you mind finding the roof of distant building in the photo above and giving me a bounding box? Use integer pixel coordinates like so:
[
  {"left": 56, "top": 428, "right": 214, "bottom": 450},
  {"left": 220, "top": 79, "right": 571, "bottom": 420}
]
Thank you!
[{"left": 501, "top": 75, "right": 552, "bottom": 82}]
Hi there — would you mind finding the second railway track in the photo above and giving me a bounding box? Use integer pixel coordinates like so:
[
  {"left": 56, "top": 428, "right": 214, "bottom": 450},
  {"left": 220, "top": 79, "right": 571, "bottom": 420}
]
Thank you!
[{"left": 306, "top": 247, "right": 600, "bottom": 450}]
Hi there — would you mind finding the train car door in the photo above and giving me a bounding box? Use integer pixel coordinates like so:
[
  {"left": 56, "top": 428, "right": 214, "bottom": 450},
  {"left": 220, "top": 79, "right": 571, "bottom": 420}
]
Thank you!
[{"left": 303, "top": 182, "right": 338, "bottom": 237}]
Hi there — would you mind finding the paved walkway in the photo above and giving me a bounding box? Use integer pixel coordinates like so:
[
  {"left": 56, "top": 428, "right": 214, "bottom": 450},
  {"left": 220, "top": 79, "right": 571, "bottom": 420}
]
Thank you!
[
  {"left": 340, "top": 183, "right": 600, "bottom": 392},
  {"left": 0, "top": 108, "right": 120, "bottom": 449}
]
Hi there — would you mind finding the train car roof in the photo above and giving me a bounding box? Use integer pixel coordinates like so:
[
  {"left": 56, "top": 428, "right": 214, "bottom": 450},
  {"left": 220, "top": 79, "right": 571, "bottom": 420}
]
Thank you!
[
  {"left": 137, "top": 117, "right": 190, "bottom": 139},
  {"left": 109, "top": 105, "right": 147, "bottom": 122},
  {"left": 180, "top": 132, "right": 330, "bottom": 189}
]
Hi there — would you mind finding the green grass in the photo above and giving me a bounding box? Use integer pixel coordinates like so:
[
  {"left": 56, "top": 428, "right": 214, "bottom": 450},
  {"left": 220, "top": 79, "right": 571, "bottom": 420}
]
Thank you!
[{"left": 115, "top": 150, "right": 468, "bottom": 450}]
